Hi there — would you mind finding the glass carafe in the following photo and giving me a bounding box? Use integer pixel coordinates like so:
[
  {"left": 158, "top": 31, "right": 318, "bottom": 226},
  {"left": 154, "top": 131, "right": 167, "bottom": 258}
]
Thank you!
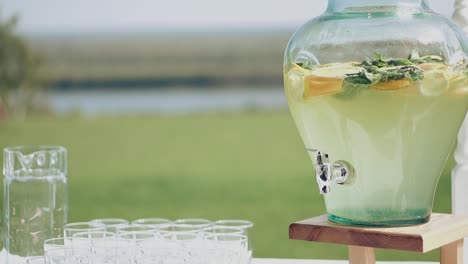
[
  {"left": 2, "top": 146, "right": 68, "bottom": 263},
  {"left": 284, "top": 0, "right": 468, "bottom": 226}
]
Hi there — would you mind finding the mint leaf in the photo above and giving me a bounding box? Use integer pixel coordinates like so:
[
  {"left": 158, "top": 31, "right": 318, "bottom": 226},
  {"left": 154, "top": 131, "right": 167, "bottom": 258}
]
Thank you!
[{"left": 334, "top": 80, "right": 368, "bottom": 100}]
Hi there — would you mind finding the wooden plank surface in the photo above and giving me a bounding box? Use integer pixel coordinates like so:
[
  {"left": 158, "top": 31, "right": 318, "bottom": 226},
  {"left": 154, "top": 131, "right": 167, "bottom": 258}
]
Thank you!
[
  {"left": 440, "top": 239, "right": 463, "bottom": 264},
  {"left": 289, "top": 213, "right": 468, "bottom": 252},
  {"left": 349, "top": 246, "right": 375, "bottom": 264}
]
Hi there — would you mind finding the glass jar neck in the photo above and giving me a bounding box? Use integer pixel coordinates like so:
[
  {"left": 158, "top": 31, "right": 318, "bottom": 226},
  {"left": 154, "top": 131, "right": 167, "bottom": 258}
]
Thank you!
[{"left": 327, "top": 0, "right": 429, "bottom": 13}]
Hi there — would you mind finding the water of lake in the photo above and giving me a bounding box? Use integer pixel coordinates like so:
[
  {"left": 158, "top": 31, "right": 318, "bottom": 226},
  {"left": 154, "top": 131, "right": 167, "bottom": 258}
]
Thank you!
[{"left": 49, "top": 86, "right": 287, "bottom": 115}]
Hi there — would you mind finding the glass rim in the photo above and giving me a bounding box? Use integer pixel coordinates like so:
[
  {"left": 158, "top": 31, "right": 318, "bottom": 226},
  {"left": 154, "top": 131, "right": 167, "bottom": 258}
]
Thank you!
[
  {"left": 90, "top": 218, "right": 129, "bottom": 225},
  {"left": 64, "top": 222, "right": 106, "bottom": 231},
  {"left": 118, "top": 231, "right": 157, "bottom": 239},
  {"left": 72, "top": 231, "right": 116, "bottom": 238},
  {"left": 116, "top": 223, "right": 157, "bottom": 232},
  {"left": 173, "top": 218, "right": 213, "bottom": 228},
  {"left": 214, "top": 219, "right": 254, "bottom": 228},
  {"left": 161, "top": 232, "right": 198, "bottom": 240},
  {"left": 3, "top": 145, "right": 68, "bottom": 176},
  {"left": 117, "top": 230, "right": 157, "bottom": 234},
  {"left": 132, "top": 218, "right": 172, "bottom": 224},
  {"left": 156, "top": 223, "right": 201, "bottom": 232},
  {"left": 4, "top": 145, "right": 67, "bottom": 154},
  {"left": 204, "top": 233, "right": 248, "bottom": 241},
  {"left": 174, "top": 218, "right": 212, "bottom": 223},
  {"left": 44, "top": 237, "right": 66, "bottom": 244},
  {"left": 202, "top": 226, "right": 244, "bottom": 233}
]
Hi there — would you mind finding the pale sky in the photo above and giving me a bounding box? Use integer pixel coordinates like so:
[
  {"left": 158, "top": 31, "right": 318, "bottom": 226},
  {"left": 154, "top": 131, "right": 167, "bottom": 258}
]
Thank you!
[{"left": 2, "top": 0, "right": 454, "bottom": 34}]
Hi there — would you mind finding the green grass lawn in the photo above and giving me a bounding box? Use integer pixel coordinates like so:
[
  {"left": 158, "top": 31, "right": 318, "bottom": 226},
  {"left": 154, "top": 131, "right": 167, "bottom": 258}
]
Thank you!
[{"left": 0, "top": 111, "right": 452, "bottom": 261}]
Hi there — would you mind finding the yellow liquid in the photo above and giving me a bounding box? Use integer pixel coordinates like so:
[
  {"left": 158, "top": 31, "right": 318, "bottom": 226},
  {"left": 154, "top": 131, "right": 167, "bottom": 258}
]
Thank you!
[{"left": 285, "top": 64, "right": 468, "bottom": 225}]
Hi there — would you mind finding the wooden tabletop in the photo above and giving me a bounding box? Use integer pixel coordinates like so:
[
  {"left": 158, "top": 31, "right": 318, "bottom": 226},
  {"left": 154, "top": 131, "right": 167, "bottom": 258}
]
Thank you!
[{"left": 289, "top": 213, "right": 468, "bottom": 253}]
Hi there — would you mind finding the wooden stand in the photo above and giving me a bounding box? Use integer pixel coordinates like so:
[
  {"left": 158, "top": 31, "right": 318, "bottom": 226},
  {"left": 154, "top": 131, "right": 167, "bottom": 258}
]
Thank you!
[{"left": 289, "top": 213, "right": 468, "bottom": 264}]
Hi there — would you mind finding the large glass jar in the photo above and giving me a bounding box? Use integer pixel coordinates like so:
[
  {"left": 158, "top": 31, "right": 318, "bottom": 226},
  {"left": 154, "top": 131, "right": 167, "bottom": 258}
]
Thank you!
[
  {"left": 284, "top": 0, "right": 468, "bottom": 226},
  {"left": 2, "top": 146, "right": 68, "bottom": 263}
]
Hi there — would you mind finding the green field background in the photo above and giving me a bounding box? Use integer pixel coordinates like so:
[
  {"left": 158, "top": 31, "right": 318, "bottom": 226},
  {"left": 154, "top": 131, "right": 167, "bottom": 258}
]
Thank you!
[
  {"left": 0, "top": 111, "right": 453, "bottom": 261},
  {"left": 29, "top": 33, "right": 288, "bottom": 84}
]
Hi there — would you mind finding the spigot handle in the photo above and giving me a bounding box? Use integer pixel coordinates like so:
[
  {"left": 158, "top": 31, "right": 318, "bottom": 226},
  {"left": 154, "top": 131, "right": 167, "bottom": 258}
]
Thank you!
[
  {"left": 313, "top": 150, "right": 355, "bottom": 195},
  {"left": 315, "top": 151, "right": 332, "bottom": 194}
]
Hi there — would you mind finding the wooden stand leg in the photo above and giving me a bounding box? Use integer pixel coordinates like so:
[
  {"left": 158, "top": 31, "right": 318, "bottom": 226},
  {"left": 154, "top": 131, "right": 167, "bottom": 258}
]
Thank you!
[
  {"left": 440, "top": 239, "right": 464, "bottom": 264},
  {"left": 349, "top": 245, "right": 375, "bottom": 264}
]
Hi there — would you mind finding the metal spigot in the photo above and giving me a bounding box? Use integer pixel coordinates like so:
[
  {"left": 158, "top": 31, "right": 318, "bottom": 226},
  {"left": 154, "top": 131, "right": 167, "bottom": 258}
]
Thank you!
[
  {"left": 315, "top": 151, "right": 331, "bottom": 194},
  {"left": 313, "top": 150, "right": 354, "bottom": 194}
]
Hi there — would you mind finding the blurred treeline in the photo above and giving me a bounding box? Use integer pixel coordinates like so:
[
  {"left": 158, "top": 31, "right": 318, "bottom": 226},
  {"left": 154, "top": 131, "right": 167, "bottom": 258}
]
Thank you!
[
  {"left": 0, "top": 11, "right": 292, "bottom": 118},
  {"left": 0, "top": 13, "right": 47, "bottom": 119},
  {"left": 29, "top": 31, "right": 290, "bottom": 90}
]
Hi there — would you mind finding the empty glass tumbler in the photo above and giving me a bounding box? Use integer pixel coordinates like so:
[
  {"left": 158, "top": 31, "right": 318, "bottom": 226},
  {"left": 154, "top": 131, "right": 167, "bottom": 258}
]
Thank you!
[{"left": 2, "top": 146, "right": 68, "bottom": 263}]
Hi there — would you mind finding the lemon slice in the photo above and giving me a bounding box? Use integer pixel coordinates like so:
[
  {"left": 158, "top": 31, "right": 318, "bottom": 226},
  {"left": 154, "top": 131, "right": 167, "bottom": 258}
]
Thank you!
[
  {"left": 449, "top": 73, "right": 467, "bottom": 88},
  {"left": 448, "top": 73, "right": 468, "bottom": 96},
  {"left": 303, "top": 62, "right": 362, "bottom": 98},
  {"left": 417, "top": 63, "right": 449, "bottom": 71},
  {"left": 419, "top": 70, "right": 450, "bottom": 96},
  {"left": 371, "top": 79, "right": 414, "bottom": 90}
]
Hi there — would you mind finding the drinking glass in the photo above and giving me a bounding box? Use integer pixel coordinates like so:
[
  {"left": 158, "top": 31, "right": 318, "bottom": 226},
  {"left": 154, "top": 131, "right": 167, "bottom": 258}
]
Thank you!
[
  {"left": 161, "top": 232, "right": 200, "bottom": 247},
  {"left": 163, "top": 232, "right": 204, "bottom": 264},
  {"left": 47, "top": 255, "right": 83, "bottom": 264},
  {"left": 136, "top": 241, "right": 188, "bottom": 264},
  {"left": 3, "top": 146, "right": 68, "bottom": 262},
  {"left": 202, "top": 226, "right": 244, "bottom": 237},
  {"left": 134, "top": 253, "right": 163, "bottom": 264},
  {"left": 27, "top": 256, "right": 46, "bottom": 264},
  {"left": 156, "top": 224, "right": 201, "bottom": 237},
  {"left": 135, "top": 243, "right": 166, "bottom": 264},
  {"left": 132, "top": 218, "right": 172, "bottom": 228},
  {"left": 118, "top": 231, "right": 156, "bottom": 241},
  {"left": 118, "top": 231, "right": 157, "bottom": 252},
  {"left": 205, "top": 248, "right": 243, "bottom": 264},
  {"left": 174, "top": 218, "right": 213, "bottom": 229},
  {"left": 64, "top": 222, "right": 106, "bottom": 245},
  {"left": 45, "top": 248, "right": 91, "bottom": 264},
  {"left": 117, "top": 231, "right": 156, "bottom": 264},
  {"left": 71, "top": 231, "right": 115, "bottom": 249},
  {"left": 214, "top": 220, "right": 253, "bottom": 234},
  {"left": 90, "top": 218, "right": 129, "bottom": 233},
  {"left": 116, "top": 224, "right": 156, "bottom": 234},
  {"left": 92, "top": 241, "right": 119, "bottom": 264},
  {"left": 44, "top": 238, "right": 66, "bottom": 254},
  {"left": 215, "top": 219, "right": 254, "bottom": 251},
  {"left": 205, "top": 234, "right": 249, "bottom": 264},
  {"left": 205, "top": 234, "right": 248, "bottom": 251}
]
